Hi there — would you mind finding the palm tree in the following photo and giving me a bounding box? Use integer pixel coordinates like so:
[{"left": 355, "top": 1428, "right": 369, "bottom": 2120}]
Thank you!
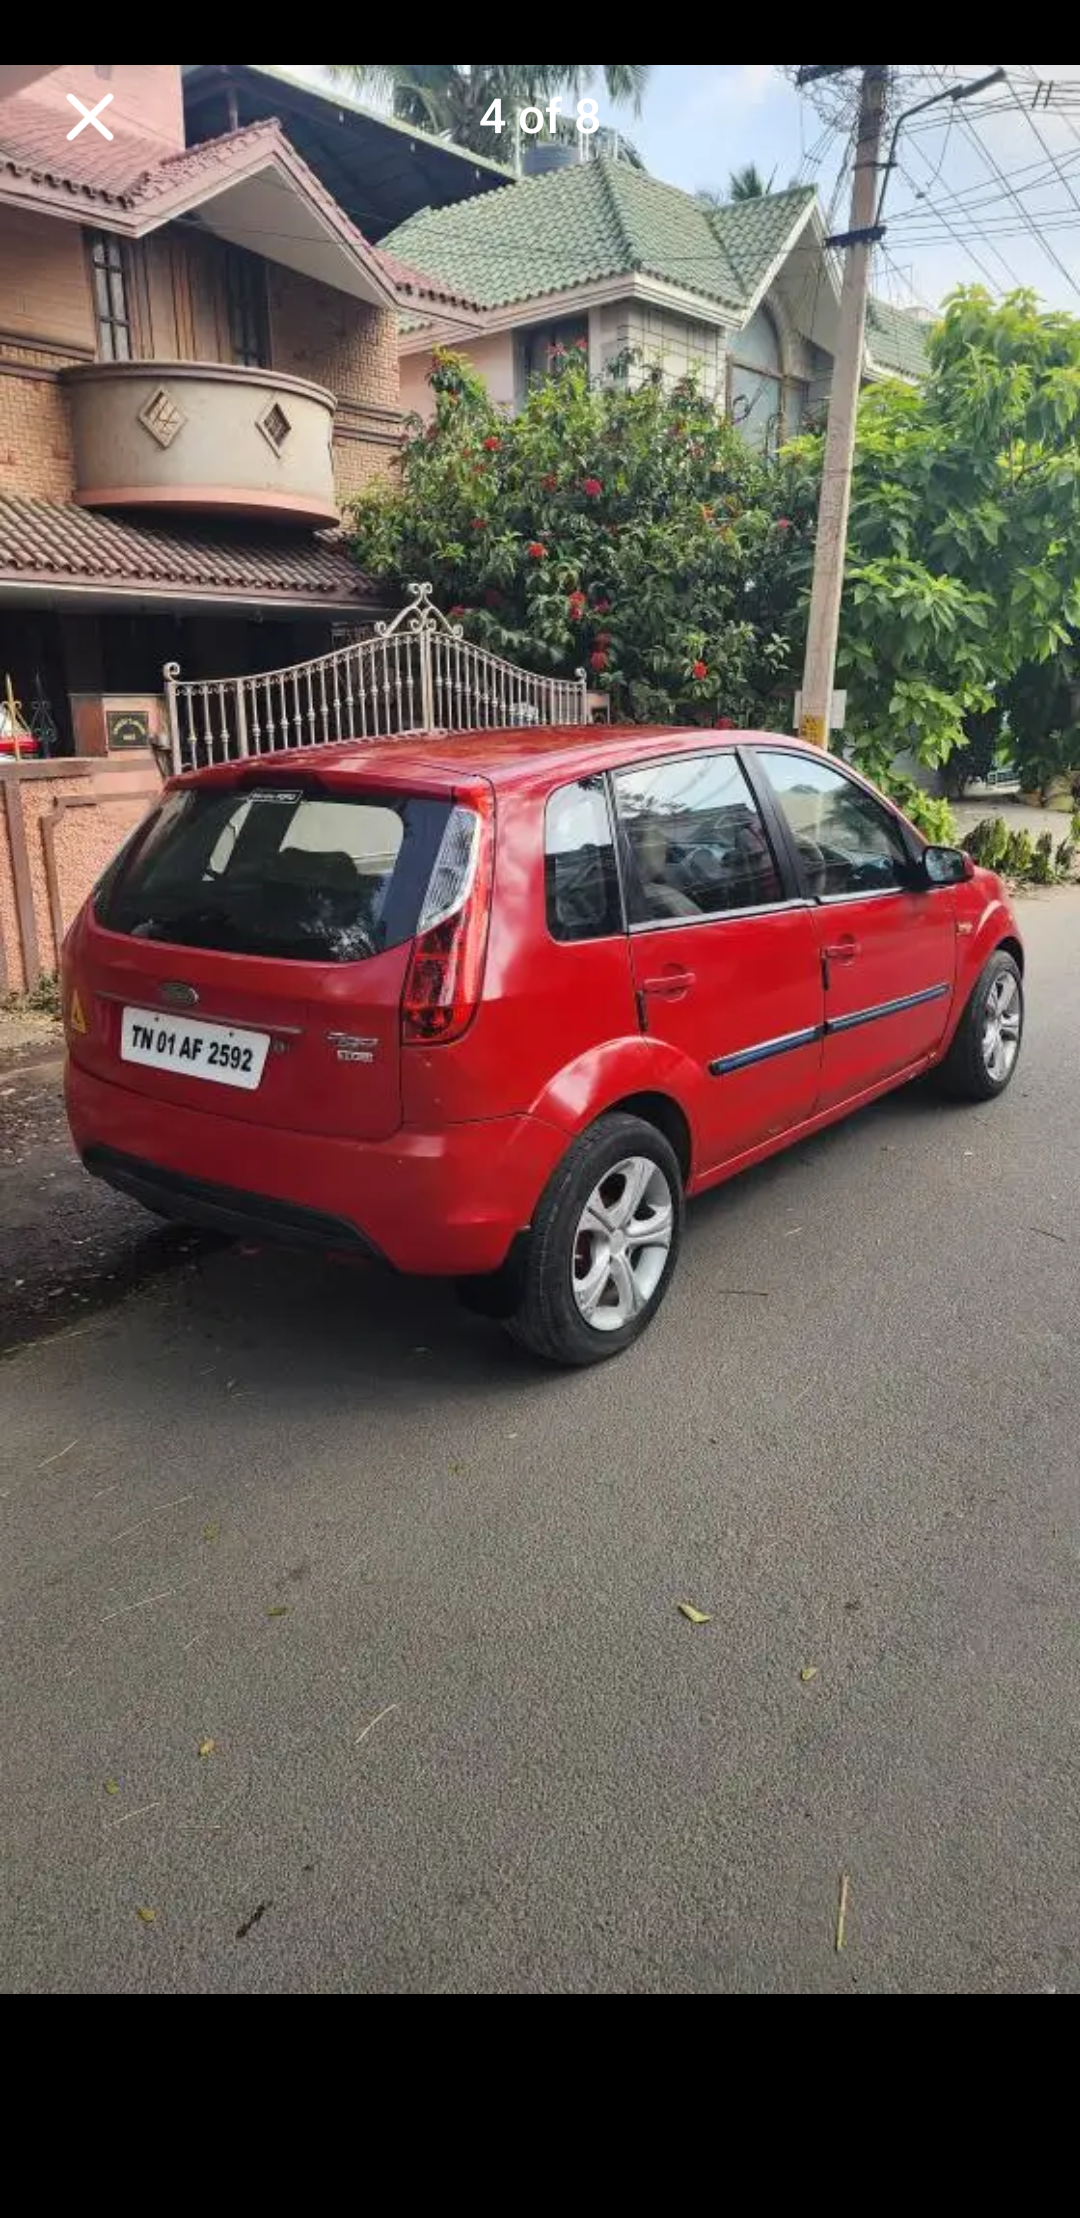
[
  {"left": 728, "top": 162, "right": 775, "bottom": 200},
  {"left": 697, "top": 163, "right": 777, "bottom": 211},
  {"left": 326, "top": 65, "right": 650, "bottom": 157}
]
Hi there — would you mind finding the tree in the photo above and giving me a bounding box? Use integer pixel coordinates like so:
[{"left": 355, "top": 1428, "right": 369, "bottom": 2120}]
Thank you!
[
  {"left": 327, "top": 65, "right": 650, "bottom": 157},
  {"left": 347, "top": 346, "right": 809, "bottom": 727},
  {"left": 788, "top": 288, "right": 1080, "bottom": 787},
  {"left": 697, "top": 165, "right": 776, "bottom": 212},
  {"left": 727, "top": 162, "right": 775, "bottom": 200}
]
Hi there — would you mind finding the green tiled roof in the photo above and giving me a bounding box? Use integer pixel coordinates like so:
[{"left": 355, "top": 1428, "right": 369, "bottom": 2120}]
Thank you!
[
  {"left": 710, "top": 187, "right": 817, "bottom": 294},
  {"left": 384, "top": 161, "right": 816, "bottom": 315},
  {"left": 866, "top": 297, "right": 932, "bottom": 381}
]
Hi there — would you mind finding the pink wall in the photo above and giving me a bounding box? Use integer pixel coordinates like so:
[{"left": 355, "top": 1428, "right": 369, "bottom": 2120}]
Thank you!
[
  {"left": 0, "top": 757, "right": 161, "bottom": 994},
  {"left": 401, "top": 333, "right": 518, "bottom": 421}
]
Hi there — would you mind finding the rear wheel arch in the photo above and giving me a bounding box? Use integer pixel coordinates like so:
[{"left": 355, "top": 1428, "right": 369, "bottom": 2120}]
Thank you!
[{"left": 601, "top": 1090, "right": 692, "bottom": 1185}]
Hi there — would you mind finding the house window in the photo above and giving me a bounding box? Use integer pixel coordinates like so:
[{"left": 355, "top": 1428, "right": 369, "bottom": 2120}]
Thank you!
[
  {"left": 89, "top": 232, "right": 132, "bottom": 362},
  {"left": 730, "top": 307, "right": 785, "bottom": 453},
  {"left": 517, "top": 315, "right": 589, "bottom": 399},
  {"left": 224, "top": 248, "right": 270, "bottom": 370}
]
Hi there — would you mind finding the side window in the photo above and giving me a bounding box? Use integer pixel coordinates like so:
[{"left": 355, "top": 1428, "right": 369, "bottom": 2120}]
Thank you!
[
  {"left": 545, "top": 777, "right": 622, "bottom": 942},
  {"left": 88, "top": 231, "right": 132, "bottom": 361},
  {"left": 761, "top": 751, "right": 911, "bottom": 897},
  {"left": 614, "top": 752, "right": 783, "bottom": 924}
]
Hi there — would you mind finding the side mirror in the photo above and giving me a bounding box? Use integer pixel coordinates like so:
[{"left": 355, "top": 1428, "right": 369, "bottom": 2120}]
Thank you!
[{"left": 922, "top": 844, "right": 974, "bottom": 887}]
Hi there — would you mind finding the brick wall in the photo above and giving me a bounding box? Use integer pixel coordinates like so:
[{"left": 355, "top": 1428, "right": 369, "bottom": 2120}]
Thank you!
[
  {"left": 269, "top": 268, "right": 404, "bottom": 497},
  {"left": 0, "top": 204, "right": 94, "bottom": 498},
  {"left": 0, "top": 759, "right": 160, "bottom": 993},
  {"left": 0, "top": 344, "right": 82, "bottom": 500}
]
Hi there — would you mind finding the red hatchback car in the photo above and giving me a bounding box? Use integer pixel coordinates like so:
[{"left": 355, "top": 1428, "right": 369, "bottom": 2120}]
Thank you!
[{"left": 63, "top": 728, "right": 1023, "bottom": 1365}]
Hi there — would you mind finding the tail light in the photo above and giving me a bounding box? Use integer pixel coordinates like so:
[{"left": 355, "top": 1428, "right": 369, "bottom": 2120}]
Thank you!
[{"left": 401, "top": 795, "right": 493, "bottom": 1044}]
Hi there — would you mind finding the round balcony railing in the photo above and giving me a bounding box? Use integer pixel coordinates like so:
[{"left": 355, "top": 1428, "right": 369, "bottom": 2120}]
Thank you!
[{"left": 62, "top": 360, "right": 338, "bottom": 526}]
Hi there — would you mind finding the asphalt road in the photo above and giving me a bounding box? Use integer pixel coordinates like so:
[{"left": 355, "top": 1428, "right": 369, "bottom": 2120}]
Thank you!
[{"left": 2, "top": 889, "right": 1079, "bottom": 1994}]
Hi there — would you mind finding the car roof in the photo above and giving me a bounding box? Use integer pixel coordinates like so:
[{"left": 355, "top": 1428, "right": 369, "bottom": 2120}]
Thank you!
[{"left": 181, "top": 725, "right": 811, "bottom": 796}]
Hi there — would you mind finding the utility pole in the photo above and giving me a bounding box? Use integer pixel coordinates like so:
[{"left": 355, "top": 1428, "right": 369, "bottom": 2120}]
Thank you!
[{"left": 798, "top": 64, "right": 888, "bottom": 745}]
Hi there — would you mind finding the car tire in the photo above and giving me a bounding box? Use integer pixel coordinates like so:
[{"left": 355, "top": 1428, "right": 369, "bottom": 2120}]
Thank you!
[
  {"left": 933, "top": 949, "right": 1024, "bottom": 1102},
  {"left": 505, "top": 1113, "right": 684, "bottom": 1367}
]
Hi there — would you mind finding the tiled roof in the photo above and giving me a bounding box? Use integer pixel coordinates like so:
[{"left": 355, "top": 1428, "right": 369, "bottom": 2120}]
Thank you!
[
  {"left": 710, "top": 187, "right": 817, "bottom": 294},
  {"left": 866, "top": 297, "right": 932, "bottom": 381},
  {"left": 0, "top": 497, "right": 378, "bottom": 606},
  {"left": 0, "top": 91, "right": 167, "bottom": 193},
  {"left": 0, "top": 109, "right": 484, "bottom": 319},
  {"left": 383, "top": 163, "right": 816, "bottom": 315}
]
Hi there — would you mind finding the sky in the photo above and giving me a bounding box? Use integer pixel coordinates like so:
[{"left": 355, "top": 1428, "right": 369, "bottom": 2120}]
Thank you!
[{"left": 285, "top": 64, "right": 1080, "bottom": 314}]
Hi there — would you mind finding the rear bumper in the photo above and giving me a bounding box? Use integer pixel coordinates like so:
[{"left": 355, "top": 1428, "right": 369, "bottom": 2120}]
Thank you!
[{"left": 66, "top": 1059, "right": 567, "bottom": 1276}]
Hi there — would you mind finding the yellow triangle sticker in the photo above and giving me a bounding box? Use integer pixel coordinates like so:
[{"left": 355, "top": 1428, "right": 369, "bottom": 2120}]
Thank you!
[{"left": 69, "top": 989, "right": 88, "bottom": 1036}]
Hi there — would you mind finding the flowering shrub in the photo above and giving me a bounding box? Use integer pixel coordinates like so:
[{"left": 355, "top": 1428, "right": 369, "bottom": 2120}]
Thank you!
[{"left": 349, "top": 345, "right": 811, "bottom": 724}]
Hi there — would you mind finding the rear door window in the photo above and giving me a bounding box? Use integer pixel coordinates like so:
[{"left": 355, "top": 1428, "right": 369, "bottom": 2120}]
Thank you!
[
  {"left": 614, "top": 751, "right": 783, "bottom": 922},
  {"left": 100, "top": 784, "right": 452, "bottom": 962}
]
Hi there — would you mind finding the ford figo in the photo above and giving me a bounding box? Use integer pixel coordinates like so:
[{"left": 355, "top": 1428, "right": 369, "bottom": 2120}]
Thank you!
[{"left": 63, "top": 729, "right": 1024, "bottom": 1365}]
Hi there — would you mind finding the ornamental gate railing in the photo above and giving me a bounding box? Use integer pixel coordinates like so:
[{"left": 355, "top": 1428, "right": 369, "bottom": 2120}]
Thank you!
[{"left": 164, "top": 582, "right": 588, "bottom": 774}]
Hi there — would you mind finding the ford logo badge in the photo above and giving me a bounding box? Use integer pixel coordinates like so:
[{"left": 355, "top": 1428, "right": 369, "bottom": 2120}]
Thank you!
[{"left": 160, "top": 980, "right": 199, "bottom": 1009}]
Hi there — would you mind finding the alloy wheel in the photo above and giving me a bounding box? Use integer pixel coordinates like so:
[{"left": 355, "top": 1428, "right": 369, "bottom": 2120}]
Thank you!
[
  {"left": 570, "top": 1155, "right": 675, "bottom": 1332},
  {"left": 982, "top": 971, "right": 1022, "bottom": 1084}
]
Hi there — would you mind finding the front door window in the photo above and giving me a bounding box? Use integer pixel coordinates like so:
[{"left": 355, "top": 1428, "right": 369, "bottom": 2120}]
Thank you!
[{"left": 758, "top": 749, "right": 955, "bottom": 1106}]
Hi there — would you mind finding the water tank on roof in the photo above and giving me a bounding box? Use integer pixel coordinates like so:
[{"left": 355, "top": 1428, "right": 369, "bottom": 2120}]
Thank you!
[{"left": 522, "top": 141, "right": 579, "bottom": 177}]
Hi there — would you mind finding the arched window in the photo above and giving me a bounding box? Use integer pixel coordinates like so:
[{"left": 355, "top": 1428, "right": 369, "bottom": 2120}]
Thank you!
[{"left": 729, "top": 308, "right": 806, "bottom": 450}]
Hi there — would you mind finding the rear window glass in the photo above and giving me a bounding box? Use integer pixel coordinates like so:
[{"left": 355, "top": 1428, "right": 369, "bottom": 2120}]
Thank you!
[
  {"left": 545, "top": 777, "right": 623, "bottom": 941},
  {"left": 101, "top": 784, "right": 452, "bottom": 963}
]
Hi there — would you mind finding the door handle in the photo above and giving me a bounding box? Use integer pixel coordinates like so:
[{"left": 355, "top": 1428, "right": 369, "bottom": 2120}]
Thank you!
[
  {"left": 642, "top": 967, "right": 696, "bottom": 998},
  {"left": 823, "top": 939, "right": 860, "bottom": 964}
]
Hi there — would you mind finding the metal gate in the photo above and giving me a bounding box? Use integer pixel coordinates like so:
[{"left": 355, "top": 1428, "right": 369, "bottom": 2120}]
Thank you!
[{"left": 164, "top": 582, "right": 588, "bottom": 774}]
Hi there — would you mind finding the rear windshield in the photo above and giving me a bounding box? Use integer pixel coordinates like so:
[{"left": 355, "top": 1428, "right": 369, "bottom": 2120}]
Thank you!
[{"left": 100, "top": 783, "right": 452, "bottom": 963}]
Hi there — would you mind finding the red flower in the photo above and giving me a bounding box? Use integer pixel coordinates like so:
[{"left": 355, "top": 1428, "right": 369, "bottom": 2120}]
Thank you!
[
  {"left": 595, "top": 631, "right": 612, "bottom": 648},
  {"left": 590, "top": 650, "right": 609, "bottom": 673},
  {"left": 448, "top": 606, "right": 466, "bottom": 619},
  {"left": 574, "top": 337, "right": 589, "bottom": 353},
  {"left": 777, "top": 517, "right": 793, "bottom": 531},
  {"left": 485, "top": 587, "right": 502, "bottom": 607},
  {"left": 471, "top": 517, "right": 487, "bottom": 530},
  {"left": 716, "top": 715, "right": 737, "bottom": 730},
  {"left": 594, "top": 598, "right": 611, "bottom": 615},
  {"left": 692, "top": 660, "right": 708, "bottom": 681},
  {"left": 483, "top": 435, "right": 502, "bottom": 451},
  {"left": 548, "top": 342, "right": 566, "bottom": 359},
  {"left": 582, "top": 477, "right": 603, "bottom": 498},
  {"left": 541, "top": 473, "right": 559, "bottom": 492},
  {"left": 567, "top": 590, "right": 587, "bottom": 619},
  {"left": 527, "top": 542, "right": 547, "bottom": 560}
]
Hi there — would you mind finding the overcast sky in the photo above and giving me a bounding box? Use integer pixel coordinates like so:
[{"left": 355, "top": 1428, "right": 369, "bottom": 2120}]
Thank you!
[{"left": 286, "top": 65, "right": 1080, "bottom": 314}]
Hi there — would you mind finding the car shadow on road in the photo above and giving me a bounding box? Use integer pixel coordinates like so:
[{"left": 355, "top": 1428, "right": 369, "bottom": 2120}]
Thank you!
[{"left": 5, "top": 1072, "right": 983, "bottom": 1397}]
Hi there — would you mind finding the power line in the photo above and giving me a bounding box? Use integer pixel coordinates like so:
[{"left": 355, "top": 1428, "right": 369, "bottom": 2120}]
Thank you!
[
  {"left": 1008, "top": 67, "right": 1080, "bottom": 243},
  {"left": 927, "top": 64, "right": 1080, "bottom": 304},
  {"left": 894, "top": 155, "right": 1008, "bottom": 292}
]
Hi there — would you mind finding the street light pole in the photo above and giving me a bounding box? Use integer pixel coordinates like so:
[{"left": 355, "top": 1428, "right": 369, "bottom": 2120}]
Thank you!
[{"left": 798, "top": 64, "right": 888, "bottom": 745}]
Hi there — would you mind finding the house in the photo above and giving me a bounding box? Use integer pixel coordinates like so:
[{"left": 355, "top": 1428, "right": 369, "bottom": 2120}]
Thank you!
[
  {"left": 0, "top": 62, "right": 482, "bottom": 761},
  {"left": 182, "top": 65, "right": 512, "bottom": 241},
  {"left": 381, "top": 157, "right": 929, "bottom": 439},
  {"left": 0, "top": 61, "right": 485, "bottom": 994}
]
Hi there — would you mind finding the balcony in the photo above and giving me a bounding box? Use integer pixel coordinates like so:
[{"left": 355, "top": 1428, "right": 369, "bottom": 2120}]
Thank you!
[{"left": 62, "top": 361, "right": 338, "bottom": 527}]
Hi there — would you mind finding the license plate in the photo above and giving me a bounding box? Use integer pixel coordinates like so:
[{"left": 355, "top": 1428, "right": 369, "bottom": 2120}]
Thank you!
[{"left": 120, "top": 1005, "right": 270, "bottom": 1091}]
